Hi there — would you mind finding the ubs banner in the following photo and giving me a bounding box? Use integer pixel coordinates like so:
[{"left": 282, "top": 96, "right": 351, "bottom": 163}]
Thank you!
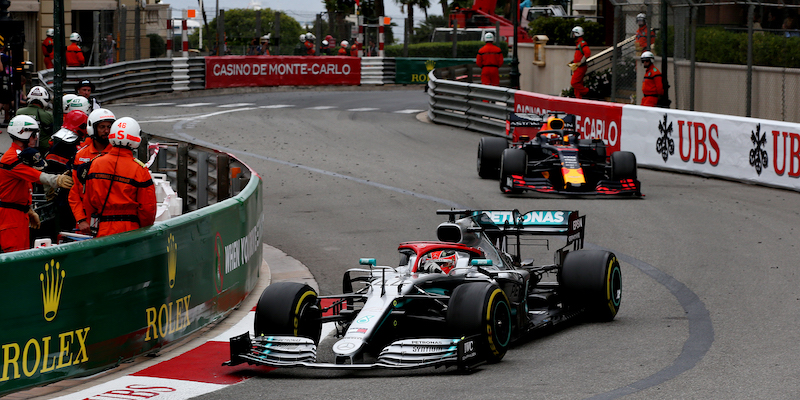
[{"left": 205, "top": 56, "right": 361, "bottom": 88}]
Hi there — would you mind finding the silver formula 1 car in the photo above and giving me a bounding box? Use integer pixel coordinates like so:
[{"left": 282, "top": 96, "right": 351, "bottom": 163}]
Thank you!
[{"left": 224, "top": 209, "right": 621, "bottom": 371}]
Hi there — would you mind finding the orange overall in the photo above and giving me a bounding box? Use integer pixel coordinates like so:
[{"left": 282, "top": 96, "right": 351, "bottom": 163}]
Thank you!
[
  {"left": 82, "top": 147, "right": 156, "bottom": 237},
  {"left": 571, "top": 37, "right": 591, "bottom": 99},
  {"left": 69, "top": 138, "right": 109, "bottom": 230},
  {"left": 476, "top": 42, "right": 503, "bottom": 86},
  {"left": 641, "top": 64, "right": 664, "bottom": 107},
  {"left": 0, "top": 143, "right": 42, "bottom": 252}
]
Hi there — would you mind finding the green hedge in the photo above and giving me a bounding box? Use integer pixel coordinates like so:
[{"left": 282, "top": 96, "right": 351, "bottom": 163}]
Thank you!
[
  {"left": 385, "top": 41, "right": 509, "bottom": 58},
  {"left": 527, "top": 17, "right": 604, "bottom": 46},
  {"left": 655, "top": 26, "right": 800, "bottom": 68}
]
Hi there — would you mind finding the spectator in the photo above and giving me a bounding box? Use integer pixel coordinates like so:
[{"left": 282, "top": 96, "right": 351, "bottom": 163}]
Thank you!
[
  {"left": 368, "top": 40, "right": 377, "bottom": 56},
  {"left": 75, "top": 80, "right": 101, "bottom": 112},
  {"left": 66, "top": 32, "right": 85, "bottom": 67},
  {"left": 0, "top": 44, "right": 12, "bottom": 128},
  {"left": 783, "top": 14, "right": 799, "bottom": 37},
  {"left": 83, "top": 117, "right": 155, "bottom": 237},
  {"left": 640, "top": 51, "right": 664, "bottom": 107},
  {"left": 247, "top": 37, "right": 259, "bottom": 55},
  {"left": 0, "top": 115, "right": 73, "bottom": 252},
  {"left": 16, "top": 86, "right": 54, "bottom": 152},
  {"left": 476, "top": 32, "right": 503, "bottom": 86},
  {"left": 103, "top": 34, "right": 116, "bottom": 65},
  {"left": 42, "top": 29, "right": 55, "bottom": 69},
  {"left": 568, "top": 26, "right": 590, "bottom": 99}
]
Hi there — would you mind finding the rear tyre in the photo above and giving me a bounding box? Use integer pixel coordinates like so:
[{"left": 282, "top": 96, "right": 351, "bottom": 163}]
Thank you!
[
  {"left": 610, "top": 151, "right": 637, "bottom": 180},
  {"left": 477, "top": 137, "right": 508, "bottom": 179},
  {"left": 448, "top": 282, "right": 512, "bottom": 363},
  {"left": 499, "top": 148, "right": 526, "bottom": 194},
  {"left": 560, "top": 250, "right": 622, "bottom": 321},
  {"left": 254, "top": 281, "right": 322, "bottom": 343}
]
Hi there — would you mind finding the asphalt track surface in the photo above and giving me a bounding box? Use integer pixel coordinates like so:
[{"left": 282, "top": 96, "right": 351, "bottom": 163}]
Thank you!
[{"left": 24, "top": 87, "right": 800, "bottom": 399}]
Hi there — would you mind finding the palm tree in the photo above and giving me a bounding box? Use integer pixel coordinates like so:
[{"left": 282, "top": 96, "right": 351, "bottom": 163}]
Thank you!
[{"left": 396, "top": 0, "right": 431, "bottom": 37}]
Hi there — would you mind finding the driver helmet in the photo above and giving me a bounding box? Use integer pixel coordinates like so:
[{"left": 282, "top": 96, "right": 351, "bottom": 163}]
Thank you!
[{"left": 419, "top": 250, "right": 458, "bottom": 274}]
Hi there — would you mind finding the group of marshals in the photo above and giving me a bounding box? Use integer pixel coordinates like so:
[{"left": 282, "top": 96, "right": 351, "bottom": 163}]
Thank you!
[{"left": 0, "top": 97, "right": 155, "bottom": 253}]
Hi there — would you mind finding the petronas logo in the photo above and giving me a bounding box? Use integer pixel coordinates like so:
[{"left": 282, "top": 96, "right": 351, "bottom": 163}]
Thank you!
[
  {"left": 40, "top": 260, "right": 65, "bottom": 322},
  {"left": 167, "top": 233, "right": 177, "bottom": 288}
]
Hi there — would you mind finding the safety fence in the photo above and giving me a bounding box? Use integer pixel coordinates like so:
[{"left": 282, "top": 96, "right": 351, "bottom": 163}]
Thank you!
[
  {"left": 428, "top": 71, "right": 800, "bottom": 192},
  {"left": 0, "top": 136, "right": 263, "bottom": 396}
]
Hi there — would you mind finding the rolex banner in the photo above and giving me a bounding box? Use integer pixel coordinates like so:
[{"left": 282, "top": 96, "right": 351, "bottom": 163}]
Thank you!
[{"left": 0, "top": 167, "right": 263, "bottom": 395}]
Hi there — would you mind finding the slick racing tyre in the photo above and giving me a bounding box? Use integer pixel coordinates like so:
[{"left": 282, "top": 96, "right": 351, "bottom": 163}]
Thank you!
[
  {"left": 448, "top": 282, "right": 512, "bottom": 363},
  {"left": 499, "top": 148, "right": 526, "bottom": 194},
  {"left": 254, "top": 281, "right": 322, "bottom": 343},
  {"left": 560, "top": 250, "right": 622, "bottom": 322},
  {"left": 610, "top": 151, "right": 637, "bottom": 180},
  {"left": 477, "top": 137, "right": 508, "bottom": 179}
]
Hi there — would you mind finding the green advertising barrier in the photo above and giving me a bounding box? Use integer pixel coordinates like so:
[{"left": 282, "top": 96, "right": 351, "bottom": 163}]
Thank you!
[
  {"left": 395, "top": 58, "right": 477, "bottom": 84},
  {"left": 0, "top": 150, "right": 263, "bottom": 395},
  {"left": 395, "top": 58, "right": 515, "bottom": 84}
]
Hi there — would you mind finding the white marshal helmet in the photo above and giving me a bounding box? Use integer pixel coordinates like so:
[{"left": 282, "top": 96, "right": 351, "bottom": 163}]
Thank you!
[
  {"left": 641, "top": 51, "right": 655, "bottom": 62},
  {"left": 46, "top": 28, "right": 54, "bottom": 37},
  {"left": 108, "top": 117, "right": 142, "bottom": 149},
  {"left": 637, "top": 13, "right": 646, "bottom": 21},
  {"left": 87, "top": 108, "right": 116, "bottom": 137},
  {"left": 341, "top": 40, "right": 349, "bottom": 47},
  {"left": 571, "top": 26, "right": 584, "bottom": 38},
  {"left": 306, "top": 32, "right": 315, "bottom": 40},
  {"left": 300, "top": 34, "right": 306, "bottom": 43},
  {"left": 484, "top": 32, "right": 495, "bottom": 42},
  {"left": 27, "top": 86, "right": 51, "bottom": 108},
  {"left": 322, "top": 40, "right": 329, "bottom": 46},
  {"left": 69, "top": 32, "right": 82, "bottom": 42},
  {"left": 62, "top": 94, "right": 78, "bottom": 113},
  {"left": 66, "top": 96, "right": 91, "bottom": 115},
  {"left": 7, "top": 115, "right": 40, "bottom": 141}
]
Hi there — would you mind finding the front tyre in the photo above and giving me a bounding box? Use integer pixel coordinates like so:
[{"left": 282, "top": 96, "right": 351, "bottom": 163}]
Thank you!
[
  {"left": 611, "top": 151, "right": 637, "bottom": 180},
  {"left": 560, "top": 250, "right": 622, "bottom": 321},
  {"left": 477, "top": 137, "right": 508, "bottom": 179},
  {"left": 499, "top": 148, "right": 526, "bottom": 194},
  {"left": 254, "top": 281, "right": 322, "bottom": 343},
  {"left": 448, "top": 282, "right": 512, "bottom": 363}
]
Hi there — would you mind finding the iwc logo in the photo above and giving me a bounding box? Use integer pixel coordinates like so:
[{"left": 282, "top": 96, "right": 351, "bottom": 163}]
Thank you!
[{"left": 40, "top": 260, "right": 65, "bottom": 322}]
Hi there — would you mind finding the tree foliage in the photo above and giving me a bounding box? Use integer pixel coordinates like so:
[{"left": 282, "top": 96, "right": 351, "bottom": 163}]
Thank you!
[
  {"left": 192, "top": 9, "right": 304, "bottom": 55},
  {"left": 527, "top": 17, "right": 603, "bottom": 46}
]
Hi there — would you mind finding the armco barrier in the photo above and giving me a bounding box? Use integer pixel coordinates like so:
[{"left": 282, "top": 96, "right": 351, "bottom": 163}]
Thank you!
[
  {"left": 0, "top": 136, "right": 263, "bottom": 395},
  {"left": 427, "top": 70, "right": 515, "bottom": 137},
  {"left": 427, "top": 71, "right": 800, "bottom": 192}
]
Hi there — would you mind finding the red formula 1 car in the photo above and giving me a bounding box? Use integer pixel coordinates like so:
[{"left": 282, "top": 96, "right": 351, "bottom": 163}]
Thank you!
[{"left": 477, "top": 112, "right": 642, "bottom": 196}]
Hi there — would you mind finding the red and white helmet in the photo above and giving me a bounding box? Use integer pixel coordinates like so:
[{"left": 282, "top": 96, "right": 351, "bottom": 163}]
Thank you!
[
  {"left": 108, "top": 117, "right": 142, "bottom": 149},
  {"left": 27, "top": 86, "right": 51, "bottom": 108},
  {"left": 87, "top": 108, "right": 116, "bottom": 137},
  {"left": 62, "top": 110, "right": 89, "bottom": 137},
  {"left": 66, "top": 96, "right": 91, "bottom": 115}
]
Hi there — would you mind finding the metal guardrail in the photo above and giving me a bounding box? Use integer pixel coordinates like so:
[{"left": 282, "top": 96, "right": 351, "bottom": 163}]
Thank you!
[
  {"left": 427, "top": 69, "right": 516, "bottom": 137},
  {"left": 37, "top": 58, "right": 191, "bottom": 104},
  {"left": 431, "top": 63, "right": 512, "bottom": 88},
  {"left": 361, "top": 57, "right": 396, "bottom": 85}
]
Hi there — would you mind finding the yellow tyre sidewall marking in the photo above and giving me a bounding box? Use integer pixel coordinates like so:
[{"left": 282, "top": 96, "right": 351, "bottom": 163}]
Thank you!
[
  {"left": 294, "top": 290, "right": 316, "bottom": 336},
  {"left": 485, "top": 288, "right": 510, "bottom": 356}
]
